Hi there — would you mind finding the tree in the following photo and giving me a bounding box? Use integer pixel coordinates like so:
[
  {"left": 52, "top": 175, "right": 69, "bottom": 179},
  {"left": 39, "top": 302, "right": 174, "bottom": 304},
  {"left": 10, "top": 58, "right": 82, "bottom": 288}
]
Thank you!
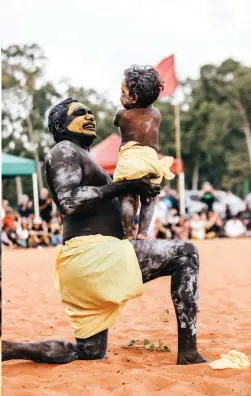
[
  {"left": 2, "top": 44, "right": 61, "bottom": 193},
  {"left": 200, "top": 59, "right": 251, "bottom": 171},
  {"left": 179, "top": 59, "right": 251, "bottom": 194}
]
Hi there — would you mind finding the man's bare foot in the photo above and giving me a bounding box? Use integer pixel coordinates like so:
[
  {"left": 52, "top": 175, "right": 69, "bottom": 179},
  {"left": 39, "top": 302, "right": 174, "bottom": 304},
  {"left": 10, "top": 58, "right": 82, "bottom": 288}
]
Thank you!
[
  {"left": 2, "top": 340, "right": 13, "bottom": 361},
  {"left": 136, "top": 233, "right": 149, "bottom": 240},
  {"left": 177, "top": 351, "right": 208, "bottom": 365},
  {"left": 123, "top": 235, "right": 134, "bottom": 240}
]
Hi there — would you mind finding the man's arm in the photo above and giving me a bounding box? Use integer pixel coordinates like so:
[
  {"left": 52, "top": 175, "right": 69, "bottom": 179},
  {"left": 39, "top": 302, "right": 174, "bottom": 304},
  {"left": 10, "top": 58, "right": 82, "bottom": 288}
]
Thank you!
[{"left": 45, "top": 142, "right": 160, "bottom": 215}]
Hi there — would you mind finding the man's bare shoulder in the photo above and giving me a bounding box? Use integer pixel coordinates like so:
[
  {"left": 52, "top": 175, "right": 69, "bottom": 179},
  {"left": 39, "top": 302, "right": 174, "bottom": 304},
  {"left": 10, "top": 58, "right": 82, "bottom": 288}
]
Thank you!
[{"left": 45, "top": 141, "right": 81, "bottom": 165}]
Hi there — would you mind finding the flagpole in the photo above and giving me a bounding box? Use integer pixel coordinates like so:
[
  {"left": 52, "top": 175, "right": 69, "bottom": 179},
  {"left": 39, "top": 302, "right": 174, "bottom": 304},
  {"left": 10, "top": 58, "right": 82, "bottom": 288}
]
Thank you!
[
  {"left": 154, "top": 54, "right": 185, "bottom": 215},
  {"left": 174, "top": 103, "right": 185, "bottom": 216},
  {"left": 174, "top": 104, "right": 181, "bottom": 161}
]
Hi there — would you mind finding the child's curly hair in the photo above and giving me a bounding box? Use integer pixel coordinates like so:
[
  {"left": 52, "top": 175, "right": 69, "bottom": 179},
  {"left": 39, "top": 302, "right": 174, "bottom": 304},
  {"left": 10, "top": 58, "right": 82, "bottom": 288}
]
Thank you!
[{"left": 124, "top": 65, "right": 164, "bottom": 107}]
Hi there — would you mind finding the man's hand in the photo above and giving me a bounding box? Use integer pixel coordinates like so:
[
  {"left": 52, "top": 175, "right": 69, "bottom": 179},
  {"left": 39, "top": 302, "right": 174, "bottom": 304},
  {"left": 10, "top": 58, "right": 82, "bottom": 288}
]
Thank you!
[{"left": 129, "top": 174, "right": 161, "bottom": 199}]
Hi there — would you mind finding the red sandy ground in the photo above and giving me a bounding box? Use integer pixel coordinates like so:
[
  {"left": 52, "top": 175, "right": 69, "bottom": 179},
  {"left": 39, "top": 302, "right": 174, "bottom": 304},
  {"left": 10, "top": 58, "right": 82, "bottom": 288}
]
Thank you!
[{"left": 2, "top": 239, "right": 251, "bottom": 396}]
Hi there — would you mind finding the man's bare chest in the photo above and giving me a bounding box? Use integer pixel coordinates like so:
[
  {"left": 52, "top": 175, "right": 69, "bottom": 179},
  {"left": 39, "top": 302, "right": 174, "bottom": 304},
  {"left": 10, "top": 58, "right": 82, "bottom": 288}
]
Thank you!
[{"left": 80, "top": 151, "right": 111, "bottom": 187}]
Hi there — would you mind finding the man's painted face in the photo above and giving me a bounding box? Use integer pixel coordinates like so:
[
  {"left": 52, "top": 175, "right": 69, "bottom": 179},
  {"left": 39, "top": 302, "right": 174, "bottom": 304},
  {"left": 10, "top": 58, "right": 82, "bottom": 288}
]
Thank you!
[{"left": 66, "top": 102, "right": 96, "bottom": 136}]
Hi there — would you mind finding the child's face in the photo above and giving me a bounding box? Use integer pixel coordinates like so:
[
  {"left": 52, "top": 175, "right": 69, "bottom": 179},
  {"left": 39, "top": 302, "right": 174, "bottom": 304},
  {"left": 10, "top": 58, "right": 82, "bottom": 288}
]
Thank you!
[{"left": 120, "top": 81, "right": 137, "bottom": 109}]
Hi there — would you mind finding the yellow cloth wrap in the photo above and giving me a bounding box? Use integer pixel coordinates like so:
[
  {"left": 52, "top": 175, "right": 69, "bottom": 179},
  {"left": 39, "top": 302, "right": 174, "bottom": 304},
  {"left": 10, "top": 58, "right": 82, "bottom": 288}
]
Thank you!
[
  {"left": 54, "top": 235, "right": 144, "bottom": 339},
  {"left": 113, "top": 141, "right": 175, "bottom": 184}
]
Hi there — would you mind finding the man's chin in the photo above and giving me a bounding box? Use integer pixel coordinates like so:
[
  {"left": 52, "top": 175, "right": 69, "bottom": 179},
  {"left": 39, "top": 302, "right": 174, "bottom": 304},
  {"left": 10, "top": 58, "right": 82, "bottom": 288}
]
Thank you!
[{"left": 82, "top": 129, "right": 97, "bottom": 137}]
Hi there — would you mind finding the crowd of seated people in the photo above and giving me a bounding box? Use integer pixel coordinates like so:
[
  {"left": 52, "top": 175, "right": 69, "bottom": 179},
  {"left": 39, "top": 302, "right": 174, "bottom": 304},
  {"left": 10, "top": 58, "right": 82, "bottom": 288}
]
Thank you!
[
  {"left": 134, "top": 183, "right": 251, "bottom": 241},
  {"left": 1, "top": 189, "right": 63, "bottom": 249},
  {"left": 1, "top": 184, "right": 251, "bottom": 248}
]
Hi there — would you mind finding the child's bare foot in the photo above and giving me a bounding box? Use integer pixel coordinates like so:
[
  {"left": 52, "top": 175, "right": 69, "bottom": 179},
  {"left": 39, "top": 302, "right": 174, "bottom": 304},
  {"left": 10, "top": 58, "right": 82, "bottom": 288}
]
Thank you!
[{"left": 136, "top": 233, "right": 149, "bottom": 240}]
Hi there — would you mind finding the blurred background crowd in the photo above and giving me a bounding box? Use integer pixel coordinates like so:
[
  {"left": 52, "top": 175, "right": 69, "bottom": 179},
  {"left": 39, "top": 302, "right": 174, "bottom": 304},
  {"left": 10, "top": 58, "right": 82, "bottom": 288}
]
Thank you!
[
  {"left": 2, "top": 182, "right": 251, "bottom": 249},
  {"left": 144, "top": 182, "right": 251, "bottom": 241},
  {"left": 1, "top": 188, "right": 62, "bottom": 249}
]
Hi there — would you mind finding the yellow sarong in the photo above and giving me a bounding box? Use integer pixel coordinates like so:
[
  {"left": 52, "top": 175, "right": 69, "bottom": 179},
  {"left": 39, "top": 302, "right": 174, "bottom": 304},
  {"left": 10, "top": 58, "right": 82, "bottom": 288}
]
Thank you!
[
  {"left": 113, "top": 141, "right": 175, "bottom": 184},
  {"left": 54, "top": 235, "right": 143, "bottom": 339}
]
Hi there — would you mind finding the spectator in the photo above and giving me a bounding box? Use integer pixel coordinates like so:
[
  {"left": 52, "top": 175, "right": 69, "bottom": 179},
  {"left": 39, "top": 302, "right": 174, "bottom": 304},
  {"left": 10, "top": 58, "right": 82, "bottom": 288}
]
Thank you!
[
  {"left": 155, "top": 219, "right": 171, "bottom": 239},
  {"left": 189, "top": 213, "right": 207, "bottom": 240},
  {"left": 162, "top": 186, "right": 179, "bottom": 212},
  {"left": 245, "top": 192, "right": 251, "bottom": 211},
  {"left": 1, "top": 200, "right": 9, "bottom": 221},
  {"left": 173, "top": 216, "right": 190, "bottom": 240},
  {"left": 39, "top": 188, "right": 52, "bottom": 223},
  {"left": 224, "top": 214, "right": 247, "bottom": 238},
  {"left": 198, "top": 182, "right": 216, "bottom": 212},
  {"left": 148, "top": 191, "right": 169, "bottom": 239},
  {"left": 18, "top": 194, "right": 33, "bottom": 218},
  {"left": 206, "top": 211, "right": 225, "bottom": 239},
  {"left": 16, "top": 218, "right": 30, "bottom": 248},
  {"left": 49, "top": 216, "right": 63, "bottom": 246},
  {"left": 167, "top": 208, "right": 180, "bottom": 238},
  {"left": 2, "top": 200, "right": 10, "bottom": 212},
  {"left": 2, "top": 224, "right": 16, "bottom": 248},
  {"left": 242, "top": 210, "right": 251, "bottom": 237},
  {"left": 29, "top": 217, "right": 50, "bottom": 247},
  {"left": 3, "top": 207, "right": 16, "bottom": 231}
]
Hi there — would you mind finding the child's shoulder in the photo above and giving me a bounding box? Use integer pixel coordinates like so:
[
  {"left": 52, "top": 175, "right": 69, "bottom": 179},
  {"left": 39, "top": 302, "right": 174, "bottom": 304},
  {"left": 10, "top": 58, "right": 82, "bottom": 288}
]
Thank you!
[
  {"left": 150, "top": 106, "right": 161, "bottom": 116},
  {"left": 143, "top": 106, "right": 161, "bottom": 119},
  {"left": 114, "top": 108, "right": 127, "bottom": 126}
]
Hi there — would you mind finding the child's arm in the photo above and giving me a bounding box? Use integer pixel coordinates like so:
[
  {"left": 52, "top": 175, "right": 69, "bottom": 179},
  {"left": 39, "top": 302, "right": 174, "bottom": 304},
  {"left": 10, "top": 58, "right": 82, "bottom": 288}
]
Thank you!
[{"left": 113, "top": 109, "right": 126, "bottom": 127}]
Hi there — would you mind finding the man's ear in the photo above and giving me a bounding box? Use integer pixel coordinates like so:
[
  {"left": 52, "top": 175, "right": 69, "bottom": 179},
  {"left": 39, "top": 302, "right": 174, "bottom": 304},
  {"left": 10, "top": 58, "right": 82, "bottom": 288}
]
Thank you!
[{"left": 54, "top": 120, "right": 64, "bottom": 133}]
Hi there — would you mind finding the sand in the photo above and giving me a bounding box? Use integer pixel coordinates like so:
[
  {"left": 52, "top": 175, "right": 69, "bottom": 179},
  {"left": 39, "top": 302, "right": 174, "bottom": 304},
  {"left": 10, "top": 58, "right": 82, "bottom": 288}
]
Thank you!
[{"left": 2, "top": 239, "right": 251, "bottom": 396}]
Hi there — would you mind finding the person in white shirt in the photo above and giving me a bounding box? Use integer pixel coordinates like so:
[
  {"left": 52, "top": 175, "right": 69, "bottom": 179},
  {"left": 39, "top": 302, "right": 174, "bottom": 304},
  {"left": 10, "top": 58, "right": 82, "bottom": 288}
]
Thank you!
[
  {"left": 190, "top": 213, "right": 206, "bottom": 240},
  {"left": 224, "top": 216, "right": 247, "bottom": 238}
]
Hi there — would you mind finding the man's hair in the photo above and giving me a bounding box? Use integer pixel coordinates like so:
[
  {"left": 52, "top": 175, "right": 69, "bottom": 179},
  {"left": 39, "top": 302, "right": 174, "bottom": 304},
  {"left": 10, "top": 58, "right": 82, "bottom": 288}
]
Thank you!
[
  {"left": 124, "top": 65, "right": 164, "bottom": 106},
  {"left": 48, "top": 98, "right": 79, "bottom": 137}
]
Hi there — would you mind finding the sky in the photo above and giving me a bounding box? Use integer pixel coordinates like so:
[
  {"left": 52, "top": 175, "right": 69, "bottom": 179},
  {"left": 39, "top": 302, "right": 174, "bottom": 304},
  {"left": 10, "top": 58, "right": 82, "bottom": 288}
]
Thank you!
[{"left": 2, "top": 0, "right": 251, "bottom": 105}]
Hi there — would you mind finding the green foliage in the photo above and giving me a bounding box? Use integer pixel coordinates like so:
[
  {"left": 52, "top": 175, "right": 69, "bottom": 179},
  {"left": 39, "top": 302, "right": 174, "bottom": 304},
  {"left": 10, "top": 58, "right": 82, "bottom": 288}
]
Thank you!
[
  {"left": 177, "top": 58, "right": 251, "bottom": 194},
  {"left": 127, "top": 338, "right": 171, "bottom": 352},
  {"left": 128, "top": 339, "right": 137, "bottom": 346}
]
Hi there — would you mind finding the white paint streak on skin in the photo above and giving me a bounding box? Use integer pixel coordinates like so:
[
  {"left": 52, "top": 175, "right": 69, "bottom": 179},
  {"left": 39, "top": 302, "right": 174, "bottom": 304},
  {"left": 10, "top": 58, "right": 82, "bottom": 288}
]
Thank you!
[
  {"left": 144, "top": 120, "right": 153, "bottom": 134},
  {"left": 176, "top": 302, "right": 185, "bottom": 311},
  {"left": 47, "top": 153, "right": 52, "bottom": 166},
  {"left": 55, "top": 167, "right": 77, "bottom": 188}
]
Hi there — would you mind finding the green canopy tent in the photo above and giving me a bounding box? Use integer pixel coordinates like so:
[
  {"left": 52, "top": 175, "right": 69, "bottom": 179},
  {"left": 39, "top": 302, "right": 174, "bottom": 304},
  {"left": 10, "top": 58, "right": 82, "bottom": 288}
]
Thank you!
[{"left": 1, "top": 153, "right": 40, "bottom": 217}]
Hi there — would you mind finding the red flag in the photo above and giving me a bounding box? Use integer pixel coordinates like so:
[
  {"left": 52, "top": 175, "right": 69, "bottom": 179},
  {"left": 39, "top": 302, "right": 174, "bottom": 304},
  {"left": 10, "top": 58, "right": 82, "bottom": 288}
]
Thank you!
[{"left": 155, "top": 54, "right": 177, "bottom": 98}]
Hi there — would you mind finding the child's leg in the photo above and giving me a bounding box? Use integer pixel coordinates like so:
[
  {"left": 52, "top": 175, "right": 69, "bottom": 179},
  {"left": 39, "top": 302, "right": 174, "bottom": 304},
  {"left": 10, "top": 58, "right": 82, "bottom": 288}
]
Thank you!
[
  {"left": 120, "top": 193, "right": 137, "bottom": 240},
  {"left": 137, "top": 197, "right": 157, "bottom": 240}
]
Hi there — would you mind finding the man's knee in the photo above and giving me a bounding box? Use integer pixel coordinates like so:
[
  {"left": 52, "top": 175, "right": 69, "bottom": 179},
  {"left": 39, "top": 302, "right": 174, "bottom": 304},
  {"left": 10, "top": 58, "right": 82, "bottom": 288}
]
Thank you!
[
  {"left": 176, "top": 241, "right": 198, "bottom": 258},
  {"left": 174, "top": 242, "right": 199, "bottom": 273}
]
